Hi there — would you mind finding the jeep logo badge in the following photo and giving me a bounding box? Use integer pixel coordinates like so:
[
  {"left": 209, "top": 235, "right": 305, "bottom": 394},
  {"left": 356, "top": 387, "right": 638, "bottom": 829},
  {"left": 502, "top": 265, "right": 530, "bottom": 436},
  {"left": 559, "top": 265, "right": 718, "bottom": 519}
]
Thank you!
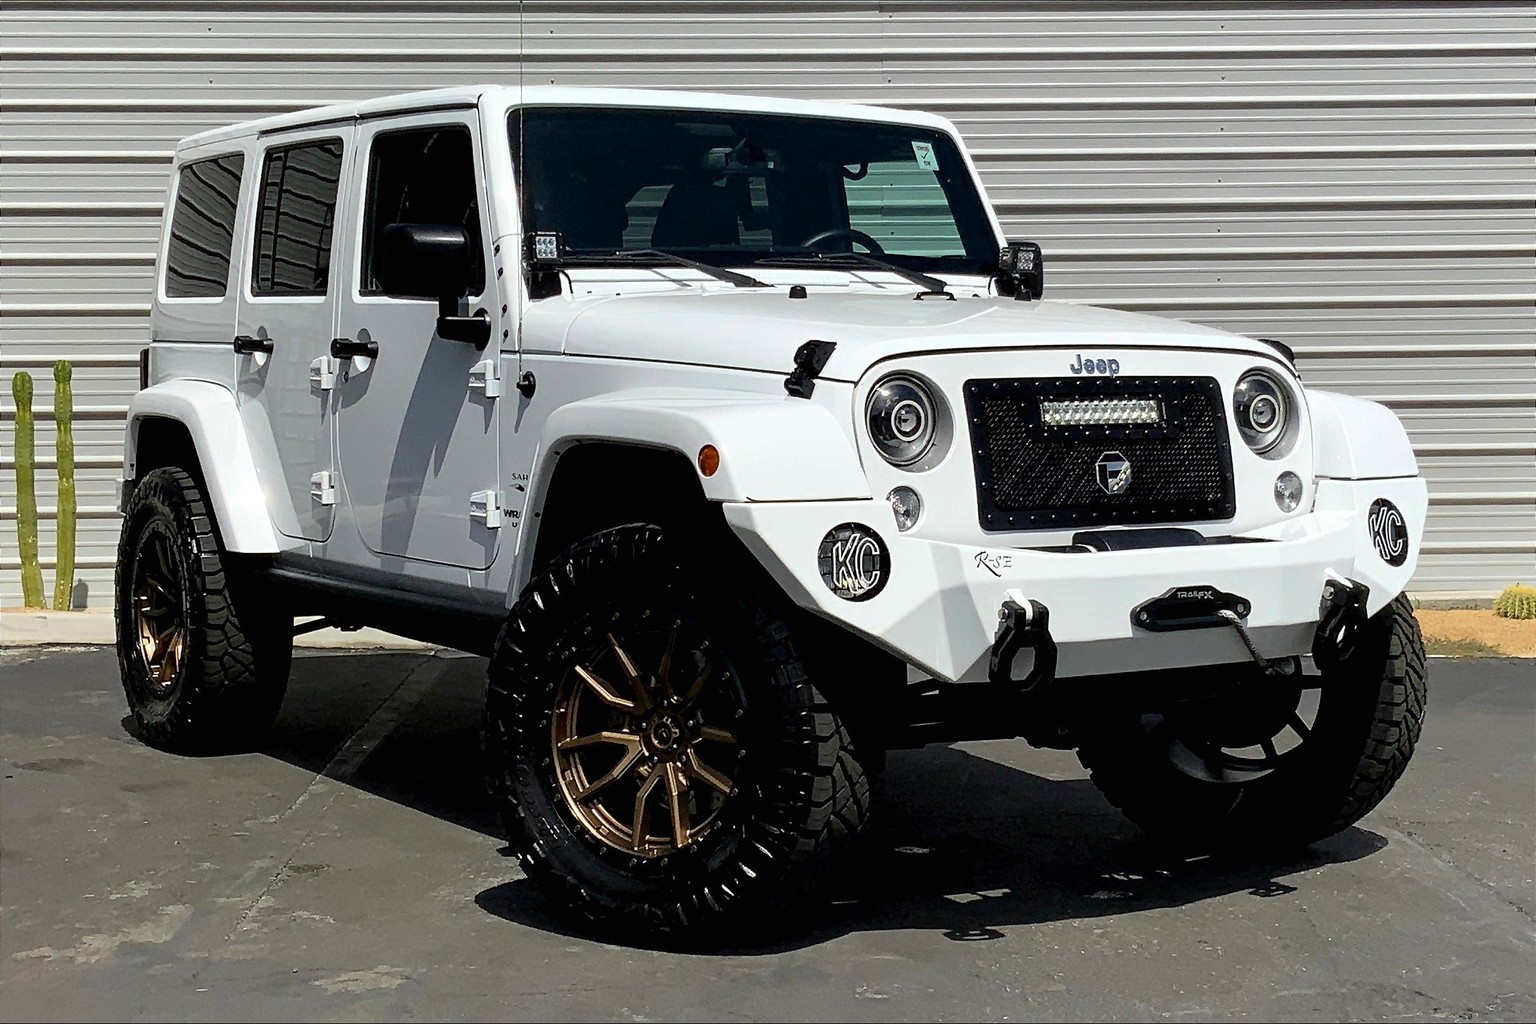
[
  {"left": 1368, "top": 498, "right": 1409, "bottom": 566},
  {"left": 1070, "top": 354, "right": 1120, "bottom": 375},
  {"left": 818, "top": 524, "right": 889, "bottom": 601},
  {"left": 1095, "top": 451, "right": 1132, "bottom": 495}
]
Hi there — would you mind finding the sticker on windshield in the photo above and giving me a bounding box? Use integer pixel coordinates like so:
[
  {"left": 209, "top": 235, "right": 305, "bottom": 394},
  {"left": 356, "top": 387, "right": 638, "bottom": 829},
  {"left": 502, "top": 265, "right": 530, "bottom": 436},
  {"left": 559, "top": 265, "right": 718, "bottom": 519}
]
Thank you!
[{"left": 911, "top": 140, "right": 940, "bottom": 171}]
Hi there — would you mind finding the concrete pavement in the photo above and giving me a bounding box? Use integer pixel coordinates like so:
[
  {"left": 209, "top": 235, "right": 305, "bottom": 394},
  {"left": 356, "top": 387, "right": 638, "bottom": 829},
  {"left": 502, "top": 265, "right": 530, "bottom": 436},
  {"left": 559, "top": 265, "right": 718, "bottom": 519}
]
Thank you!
[{"left": 1, "top": 647, "right": 1532, "bottom": 1021}]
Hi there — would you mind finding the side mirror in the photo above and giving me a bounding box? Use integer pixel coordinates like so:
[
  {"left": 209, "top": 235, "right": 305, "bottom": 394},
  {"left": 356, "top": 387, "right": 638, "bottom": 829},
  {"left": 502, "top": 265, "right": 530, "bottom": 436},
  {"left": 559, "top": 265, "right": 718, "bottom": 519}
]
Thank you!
[
  {"left": 376, "top": 224, "right": 490, "bottom": 347},
  {"left": 997, "top": 240, "right": 1044, "bottom": 302}
]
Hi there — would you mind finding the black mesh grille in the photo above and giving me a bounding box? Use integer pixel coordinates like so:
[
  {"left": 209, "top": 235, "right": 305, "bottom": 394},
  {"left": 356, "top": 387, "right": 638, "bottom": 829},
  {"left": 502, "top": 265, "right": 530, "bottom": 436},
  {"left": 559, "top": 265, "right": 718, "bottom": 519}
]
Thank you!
[{"left": 964, "top": 376, "right": 1236, "bottom": 530}]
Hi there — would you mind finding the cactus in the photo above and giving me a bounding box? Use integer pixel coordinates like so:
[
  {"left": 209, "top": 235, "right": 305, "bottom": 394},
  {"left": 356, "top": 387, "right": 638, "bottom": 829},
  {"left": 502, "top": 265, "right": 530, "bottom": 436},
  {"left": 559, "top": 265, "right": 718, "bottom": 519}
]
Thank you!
[
  {"left": 52, "top": 360, "right": 76, "bottom": 610},
  {"left": 10, "top": 371, "right": 45, "bottom": 607},
  {"left": 1493, "top": 584, "right": 1536, "bottom": 621}
]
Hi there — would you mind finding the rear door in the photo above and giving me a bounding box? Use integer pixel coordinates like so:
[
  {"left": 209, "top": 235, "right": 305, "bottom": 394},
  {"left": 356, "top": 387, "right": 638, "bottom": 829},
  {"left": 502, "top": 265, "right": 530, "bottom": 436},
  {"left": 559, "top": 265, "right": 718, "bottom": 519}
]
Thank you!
[
  {"left": 234, "top": 127, "right": 353, "bottom": 541},
  {"left": 332, "top": 111, "right": 502, "bottom": 569}
]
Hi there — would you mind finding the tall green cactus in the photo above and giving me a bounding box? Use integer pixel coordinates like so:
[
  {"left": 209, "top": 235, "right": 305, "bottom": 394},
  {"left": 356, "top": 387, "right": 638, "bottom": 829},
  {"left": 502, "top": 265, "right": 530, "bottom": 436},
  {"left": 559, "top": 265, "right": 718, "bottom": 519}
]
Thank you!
[
  {"left": 10, "top": 371, "right": 45, "bottom": 607},
  {"left": 52, "top": 360, "right": 76, "bottom": 610}
]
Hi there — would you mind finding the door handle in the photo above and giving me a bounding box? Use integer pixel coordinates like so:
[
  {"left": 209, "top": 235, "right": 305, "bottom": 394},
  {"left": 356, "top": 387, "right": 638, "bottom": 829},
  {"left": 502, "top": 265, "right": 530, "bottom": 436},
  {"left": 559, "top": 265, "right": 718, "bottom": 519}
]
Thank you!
[
  {"left": 330, "top": 337, "right": 379, "bottom": 360},
  {"left": 233, "top": 335, "right": 273, "bottom": 355}
]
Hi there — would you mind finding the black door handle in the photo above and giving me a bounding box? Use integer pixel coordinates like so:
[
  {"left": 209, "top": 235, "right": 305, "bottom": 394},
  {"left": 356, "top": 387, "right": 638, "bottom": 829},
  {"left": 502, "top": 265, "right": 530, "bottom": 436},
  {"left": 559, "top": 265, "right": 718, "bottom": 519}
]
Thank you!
[
  {"left": 330, "top": 337, "right": 378, "bottom": 360},
  {"left": 233, "top": 335, "right": 273, "bottom": 355}
]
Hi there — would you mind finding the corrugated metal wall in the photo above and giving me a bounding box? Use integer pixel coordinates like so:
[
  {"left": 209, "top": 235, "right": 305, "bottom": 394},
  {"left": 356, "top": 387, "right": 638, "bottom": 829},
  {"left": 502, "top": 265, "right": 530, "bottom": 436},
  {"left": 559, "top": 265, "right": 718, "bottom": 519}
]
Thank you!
[{"left": 3, "top": 0, "right": 1533, "bottom": 607}]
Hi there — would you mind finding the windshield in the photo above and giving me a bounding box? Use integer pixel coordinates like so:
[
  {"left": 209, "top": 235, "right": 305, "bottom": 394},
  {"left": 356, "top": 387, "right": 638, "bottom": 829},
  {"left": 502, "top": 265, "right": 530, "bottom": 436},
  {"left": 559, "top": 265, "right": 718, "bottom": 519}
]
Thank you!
[{"left": 510, "top": 107, "right": 999, "bottom": 276}]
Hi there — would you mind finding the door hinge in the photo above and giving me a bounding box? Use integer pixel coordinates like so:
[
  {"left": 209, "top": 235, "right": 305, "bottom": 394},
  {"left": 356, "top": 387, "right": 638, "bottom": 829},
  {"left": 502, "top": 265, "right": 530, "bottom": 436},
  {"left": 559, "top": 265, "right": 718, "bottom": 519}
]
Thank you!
[
  {"left": 310, "top": 356, "right": 338, "bottom": 392},
  {"left": 468, "top": 358, "right": 502, "bottom": 399},
  {"left": 469, "top": 489, "right": 503, "bottom": 529},
  {"left": 310, "top": 470, "right": 337, "bottom": 506}
]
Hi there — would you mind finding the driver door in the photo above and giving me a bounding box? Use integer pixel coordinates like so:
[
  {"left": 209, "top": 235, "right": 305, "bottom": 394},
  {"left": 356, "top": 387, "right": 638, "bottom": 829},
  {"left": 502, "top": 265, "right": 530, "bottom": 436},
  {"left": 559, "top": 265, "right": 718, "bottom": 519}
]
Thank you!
[{"left": 333, "top": 112, "right": 502, "bottom": 570}]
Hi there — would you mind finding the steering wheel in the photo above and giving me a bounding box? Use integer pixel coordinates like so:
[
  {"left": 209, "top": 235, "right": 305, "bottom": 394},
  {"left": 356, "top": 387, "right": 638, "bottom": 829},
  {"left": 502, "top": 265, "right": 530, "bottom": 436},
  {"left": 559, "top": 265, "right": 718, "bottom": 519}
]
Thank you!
[{"left": 800, "top": 228, "right": 887, "bottom": 256}]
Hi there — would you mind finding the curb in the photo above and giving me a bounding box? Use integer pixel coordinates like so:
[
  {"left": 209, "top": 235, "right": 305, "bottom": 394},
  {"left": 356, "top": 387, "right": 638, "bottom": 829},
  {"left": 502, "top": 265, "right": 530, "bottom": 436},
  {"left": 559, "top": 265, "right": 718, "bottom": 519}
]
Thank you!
[{"left": 1, "top": 608, "right": 434, "bottom": 651}]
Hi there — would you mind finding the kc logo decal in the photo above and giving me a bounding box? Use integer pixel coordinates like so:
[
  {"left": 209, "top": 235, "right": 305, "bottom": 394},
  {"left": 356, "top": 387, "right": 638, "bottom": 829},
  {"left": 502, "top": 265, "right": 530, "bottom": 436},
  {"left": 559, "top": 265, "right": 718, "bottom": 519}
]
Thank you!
[
  {"left": 818, "top": 524, "right": 889, "bottom": 601},
  {"left": 1368, "top": 499, "right": 1409, "bottom": 567}
]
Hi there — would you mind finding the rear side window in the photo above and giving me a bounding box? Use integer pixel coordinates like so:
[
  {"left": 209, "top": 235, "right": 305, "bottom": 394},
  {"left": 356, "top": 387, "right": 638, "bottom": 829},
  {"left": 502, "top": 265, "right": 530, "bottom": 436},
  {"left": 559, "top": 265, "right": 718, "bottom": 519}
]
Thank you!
[
  {"left": 252, "top": 139, "right": 344, "bottom": 295},
  {"left": 164, "top": 153, "right": 243, "bottom": 298},
  {"left": 360, "top": 125, "right": 484, "bottom": 294}
]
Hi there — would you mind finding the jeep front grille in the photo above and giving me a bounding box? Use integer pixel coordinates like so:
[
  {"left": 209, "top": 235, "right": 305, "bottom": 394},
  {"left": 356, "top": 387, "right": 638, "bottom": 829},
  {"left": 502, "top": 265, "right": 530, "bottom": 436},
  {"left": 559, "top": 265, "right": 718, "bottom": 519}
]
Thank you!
[{"left": 963, "top": 376, "right": 1236, "bottom": 530}]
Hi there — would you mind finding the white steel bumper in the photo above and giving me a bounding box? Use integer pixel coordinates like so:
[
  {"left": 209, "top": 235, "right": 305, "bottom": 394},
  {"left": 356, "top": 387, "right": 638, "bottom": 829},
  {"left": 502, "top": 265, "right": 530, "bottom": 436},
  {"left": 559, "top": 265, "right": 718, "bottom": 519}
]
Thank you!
[{"left": 723, "top": 476, "right": 1427, "bottom": 683}]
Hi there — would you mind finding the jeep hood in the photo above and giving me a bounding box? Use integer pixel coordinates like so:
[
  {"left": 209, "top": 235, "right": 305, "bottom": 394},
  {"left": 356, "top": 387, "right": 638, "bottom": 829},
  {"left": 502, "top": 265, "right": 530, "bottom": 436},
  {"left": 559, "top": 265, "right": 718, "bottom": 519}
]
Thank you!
[{"left": 523, "top": 291, "right": 1277, "bottom": 382}]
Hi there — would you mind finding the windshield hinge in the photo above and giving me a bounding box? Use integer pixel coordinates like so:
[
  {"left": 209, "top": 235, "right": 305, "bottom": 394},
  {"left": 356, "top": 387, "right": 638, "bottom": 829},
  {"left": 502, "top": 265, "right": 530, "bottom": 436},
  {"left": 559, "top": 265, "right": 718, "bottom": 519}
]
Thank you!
[
  {"left": 784, "top": 340, "right": 837, "bottom": 399},
  {"left": 468, "top": 358, "right": 502, "bottom": 399}
]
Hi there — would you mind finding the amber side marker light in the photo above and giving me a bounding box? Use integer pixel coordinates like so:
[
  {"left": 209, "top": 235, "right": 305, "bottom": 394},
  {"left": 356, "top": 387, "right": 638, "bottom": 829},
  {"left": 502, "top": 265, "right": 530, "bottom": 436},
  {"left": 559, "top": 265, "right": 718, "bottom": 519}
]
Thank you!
[{"left": 698, "top": 445, "right": 721, "bottom": 477}]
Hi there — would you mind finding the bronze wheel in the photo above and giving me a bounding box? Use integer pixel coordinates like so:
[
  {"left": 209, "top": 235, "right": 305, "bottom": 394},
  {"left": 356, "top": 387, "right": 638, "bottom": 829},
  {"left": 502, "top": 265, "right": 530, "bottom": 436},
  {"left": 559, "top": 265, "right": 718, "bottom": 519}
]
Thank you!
[
  {"left": 553, "top": 621, "right": 743, "bottom": 857},
  {"left": 115, "top": 467, "right": 291, "bottom": 751},
  {"left": 486, "top": 524, "right": 873, "bottom": 934},
  {"left": 130, "top": 522, "right": 187, "bottom": 689}
]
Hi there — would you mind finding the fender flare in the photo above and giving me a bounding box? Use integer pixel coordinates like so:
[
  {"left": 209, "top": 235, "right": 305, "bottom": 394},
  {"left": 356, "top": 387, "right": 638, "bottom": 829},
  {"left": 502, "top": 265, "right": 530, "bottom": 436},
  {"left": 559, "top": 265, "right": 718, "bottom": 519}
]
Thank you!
[
  {"left": 123, "top": 380, "right": 281, "bottom": 553},
  {"left": 1308, "top": 389, "right": 1419, "bottom": 479},
  {"left": 513, "top": 389, "right": 871, "bottom": 591},
  {"left": 530, "top": 389, "right": 871, "bottom": 505}
]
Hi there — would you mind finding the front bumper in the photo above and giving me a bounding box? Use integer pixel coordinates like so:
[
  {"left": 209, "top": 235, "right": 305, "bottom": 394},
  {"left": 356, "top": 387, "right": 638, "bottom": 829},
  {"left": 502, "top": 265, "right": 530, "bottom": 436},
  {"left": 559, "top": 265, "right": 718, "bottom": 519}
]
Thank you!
[{"left": 723, "top": 476, "right": 1427, "bottom": 683}]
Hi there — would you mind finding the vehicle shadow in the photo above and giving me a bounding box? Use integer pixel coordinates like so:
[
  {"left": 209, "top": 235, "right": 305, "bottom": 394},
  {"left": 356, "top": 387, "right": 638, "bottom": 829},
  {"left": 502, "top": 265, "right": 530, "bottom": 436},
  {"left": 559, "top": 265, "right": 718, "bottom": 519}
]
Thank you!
[{"left": 253, "top": 649, "right": 1387, "bottom": 953}]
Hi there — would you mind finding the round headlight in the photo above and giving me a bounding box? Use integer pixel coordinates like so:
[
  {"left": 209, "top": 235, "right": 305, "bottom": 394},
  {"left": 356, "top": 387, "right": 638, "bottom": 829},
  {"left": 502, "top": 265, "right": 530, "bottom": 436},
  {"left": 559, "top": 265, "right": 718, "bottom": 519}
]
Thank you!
[
  {"left": 867, "top": 374, "right": 938, "bottom": 466},
  {"left": 1233, "top": 371, "right": 1293, "bottom": 455}
]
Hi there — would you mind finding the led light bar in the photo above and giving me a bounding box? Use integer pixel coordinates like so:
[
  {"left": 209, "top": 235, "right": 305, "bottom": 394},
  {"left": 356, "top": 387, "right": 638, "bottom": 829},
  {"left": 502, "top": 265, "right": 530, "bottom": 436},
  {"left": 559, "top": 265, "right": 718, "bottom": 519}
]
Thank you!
[{"left": 1039, "top": 397, "right": 1163, "bottom": 427}]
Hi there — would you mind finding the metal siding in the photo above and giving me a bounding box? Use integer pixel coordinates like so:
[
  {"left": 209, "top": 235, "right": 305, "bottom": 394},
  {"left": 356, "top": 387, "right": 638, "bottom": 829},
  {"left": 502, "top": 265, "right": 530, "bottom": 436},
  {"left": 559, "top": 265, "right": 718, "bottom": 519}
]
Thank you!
[{"left": 2, "top": 1, "right": 1532, "bottom": 605}]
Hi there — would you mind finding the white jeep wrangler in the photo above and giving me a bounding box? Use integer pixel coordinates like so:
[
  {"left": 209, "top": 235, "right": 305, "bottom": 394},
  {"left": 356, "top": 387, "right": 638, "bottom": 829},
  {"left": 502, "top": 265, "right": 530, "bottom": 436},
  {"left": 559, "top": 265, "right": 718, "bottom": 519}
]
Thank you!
[{"left": 118, "top": 86, "right": 1427, "bottom": 934}]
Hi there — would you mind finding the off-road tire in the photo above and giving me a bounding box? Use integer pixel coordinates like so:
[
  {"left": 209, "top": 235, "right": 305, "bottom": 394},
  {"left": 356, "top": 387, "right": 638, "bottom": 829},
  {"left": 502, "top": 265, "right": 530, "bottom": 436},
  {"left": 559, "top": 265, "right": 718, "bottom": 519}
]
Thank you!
[
  {"left": 115, "top": 467, "right": 292, "bottom": 751},
  {"left": 484, "top": 524, "right": 871, "bottom": 935},
  {"left": 1078, "top": 594, "right": 1426, "bottom": 849}
]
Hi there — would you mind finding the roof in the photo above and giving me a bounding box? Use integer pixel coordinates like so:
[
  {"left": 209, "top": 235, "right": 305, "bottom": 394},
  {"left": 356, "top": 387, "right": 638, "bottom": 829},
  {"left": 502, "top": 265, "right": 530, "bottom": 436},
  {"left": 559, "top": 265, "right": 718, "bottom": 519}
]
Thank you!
[{"left": 175, "top": 85, "right": 953, "bottom": 153}]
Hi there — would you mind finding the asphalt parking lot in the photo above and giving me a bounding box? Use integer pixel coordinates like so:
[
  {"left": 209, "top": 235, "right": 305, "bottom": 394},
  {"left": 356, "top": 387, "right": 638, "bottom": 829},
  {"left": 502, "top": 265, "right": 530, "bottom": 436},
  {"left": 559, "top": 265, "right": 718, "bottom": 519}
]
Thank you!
[{"left": 1, "top": 646, "right": 1531, "bottom": 1022}]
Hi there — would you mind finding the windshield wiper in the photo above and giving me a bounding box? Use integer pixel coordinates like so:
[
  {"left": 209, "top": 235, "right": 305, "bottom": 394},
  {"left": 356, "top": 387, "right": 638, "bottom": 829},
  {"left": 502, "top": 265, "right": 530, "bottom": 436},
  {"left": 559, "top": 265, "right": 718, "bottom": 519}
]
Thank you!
[
  {"left": 753, "top": 252, "right": 951, "bottom": 297},
  {"left": 556, "top": 249, "right": 768, "bottom": 289}
]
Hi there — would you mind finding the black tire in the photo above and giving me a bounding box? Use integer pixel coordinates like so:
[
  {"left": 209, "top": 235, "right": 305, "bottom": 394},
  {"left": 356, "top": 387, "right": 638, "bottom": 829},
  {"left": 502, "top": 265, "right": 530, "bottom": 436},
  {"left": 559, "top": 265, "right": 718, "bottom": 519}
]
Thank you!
[
  {"left": 484, "top": 524, "right": 871, "bottom": 935},
  {"left": 115, "top": 466, "right": 292, "bottom": 751},
  {"left": 1078, "top": 593, "right": 1426, "bottom": 850}
]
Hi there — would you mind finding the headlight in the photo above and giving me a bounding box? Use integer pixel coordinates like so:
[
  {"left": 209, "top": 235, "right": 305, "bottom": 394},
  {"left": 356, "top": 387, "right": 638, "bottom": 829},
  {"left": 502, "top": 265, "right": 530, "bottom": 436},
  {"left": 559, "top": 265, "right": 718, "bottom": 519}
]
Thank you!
[
  {"left": 867, "top": 374, "right": 939, "bottom": 467},
  {"left": 1233, "top": 370, "right": 1294, "bottom": 456}
]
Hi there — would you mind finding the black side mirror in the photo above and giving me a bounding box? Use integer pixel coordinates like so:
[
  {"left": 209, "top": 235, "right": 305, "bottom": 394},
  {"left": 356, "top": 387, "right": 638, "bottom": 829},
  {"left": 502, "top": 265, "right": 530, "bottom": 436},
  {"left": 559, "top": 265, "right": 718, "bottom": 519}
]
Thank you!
[
  {"left": 997, "top": 240, "right": 1044, "bottom": 302},
  {"left": 377, "top": 223, "right": 490, "bottom": 347}
]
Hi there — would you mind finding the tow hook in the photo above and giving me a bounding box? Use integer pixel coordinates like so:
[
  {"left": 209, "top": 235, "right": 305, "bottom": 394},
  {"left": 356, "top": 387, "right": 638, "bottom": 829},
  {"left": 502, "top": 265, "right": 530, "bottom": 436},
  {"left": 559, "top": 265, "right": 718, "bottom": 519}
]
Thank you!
[
  {"left": 989, "top": 595, "right": 1057, "bottom": 689},
  {"left": 1314, "top": 575, "right": 1371, "bottom": 663}
]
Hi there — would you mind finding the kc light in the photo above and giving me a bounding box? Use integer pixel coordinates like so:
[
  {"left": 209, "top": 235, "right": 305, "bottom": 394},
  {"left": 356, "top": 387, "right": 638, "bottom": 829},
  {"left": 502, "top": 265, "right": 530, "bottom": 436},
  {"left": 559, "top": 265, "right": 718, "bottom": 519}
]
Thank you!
[
  {"left": 1233, "top": 370, "right": 1294, "bottom": 456},
  {"left": 867, "top": 374, "right": 940, "bottom": 467}
]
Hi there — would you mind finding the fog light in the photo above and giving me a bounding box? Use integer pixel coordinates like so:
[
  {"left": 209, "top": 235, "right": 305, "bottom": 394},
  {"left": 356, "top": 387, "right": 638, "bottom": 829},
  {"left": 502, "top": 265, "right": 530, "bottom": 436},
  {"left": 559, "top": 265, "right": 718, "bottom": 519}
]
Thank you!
[
  {"left": 1274, "top": 471, "right": 1304, "bottom": 512},
  {"left": 817, "top": 524, "right": 889, "bottom": 601},
  {"left": 887, "top": 486, "right": 922, "bottom": 532}
]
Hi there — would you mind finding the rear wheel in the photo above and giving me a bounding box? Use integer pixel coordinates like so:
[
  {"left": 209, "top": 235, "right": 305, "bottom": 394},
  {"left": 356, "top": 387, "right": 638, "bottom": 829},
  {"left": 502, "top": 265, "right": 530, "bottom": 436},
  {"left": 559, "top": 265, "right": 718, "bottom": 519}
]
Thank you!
[
  {"left": 1078, "top": 594, "right": 1426, "bottom": 850},
  {"left": 484, "top": 524, "right": 871, "bottom": 935},
  {"left": 115, "top": 467, "right": 292, "bottom": 751}
]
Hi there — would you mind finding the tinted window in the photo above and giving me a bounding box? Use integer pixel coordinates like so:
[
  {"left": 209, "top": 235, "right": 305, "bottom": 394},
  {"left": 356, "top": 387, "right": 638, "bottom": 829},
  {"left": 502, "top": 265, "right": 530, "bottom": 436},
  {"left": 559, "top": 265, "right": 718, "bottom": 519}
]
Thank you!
[
  {"left": 511, "top": 108, "right": 996, "bottom": 274},
  {"left": 361, "top": 125, "right": 484, "bottom": 294},
  {"left": 252, "top": 139, "right": 344, "bottom": 295},
  {"left": 164, "top": 153, "right": 243, "bottom": 298}
]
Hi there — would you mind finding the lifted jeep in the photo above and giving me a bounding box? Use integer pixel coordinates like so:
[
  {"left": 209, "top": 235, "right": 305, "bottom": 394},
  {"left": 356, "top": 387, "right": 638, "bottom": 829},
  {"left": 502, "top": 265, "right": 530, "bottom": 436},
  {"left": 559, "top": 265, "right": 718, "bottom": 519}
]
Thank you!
[{"left": 118, "top": 86, "right": 1427, "bottom": 935}]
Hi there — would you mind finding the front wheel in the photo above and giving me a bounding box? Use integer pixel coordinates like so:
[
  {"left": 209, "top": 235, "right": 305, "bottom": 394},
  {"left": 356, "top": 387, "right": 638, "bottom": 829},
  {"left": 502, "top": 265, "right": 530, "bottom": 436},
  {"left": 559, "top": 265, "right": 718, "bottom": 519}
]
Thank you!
[
  {"left": 484, "top": 525, "right": 871, "bottom": 935},
  {"left": 1078, "top": 594, "right": 1427, "bottom": 850}
]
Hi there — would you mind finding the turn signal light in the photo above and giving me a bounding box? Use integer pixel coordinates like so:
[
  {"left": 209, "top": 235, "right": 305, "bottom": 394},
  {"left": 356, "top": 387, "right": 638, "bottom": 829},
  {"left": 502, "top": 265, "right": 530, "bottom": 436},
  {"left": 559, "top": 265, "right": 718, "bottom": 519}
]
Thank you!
[{"left": 698, "top": 445, "right": 720, "bottom": 477}]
